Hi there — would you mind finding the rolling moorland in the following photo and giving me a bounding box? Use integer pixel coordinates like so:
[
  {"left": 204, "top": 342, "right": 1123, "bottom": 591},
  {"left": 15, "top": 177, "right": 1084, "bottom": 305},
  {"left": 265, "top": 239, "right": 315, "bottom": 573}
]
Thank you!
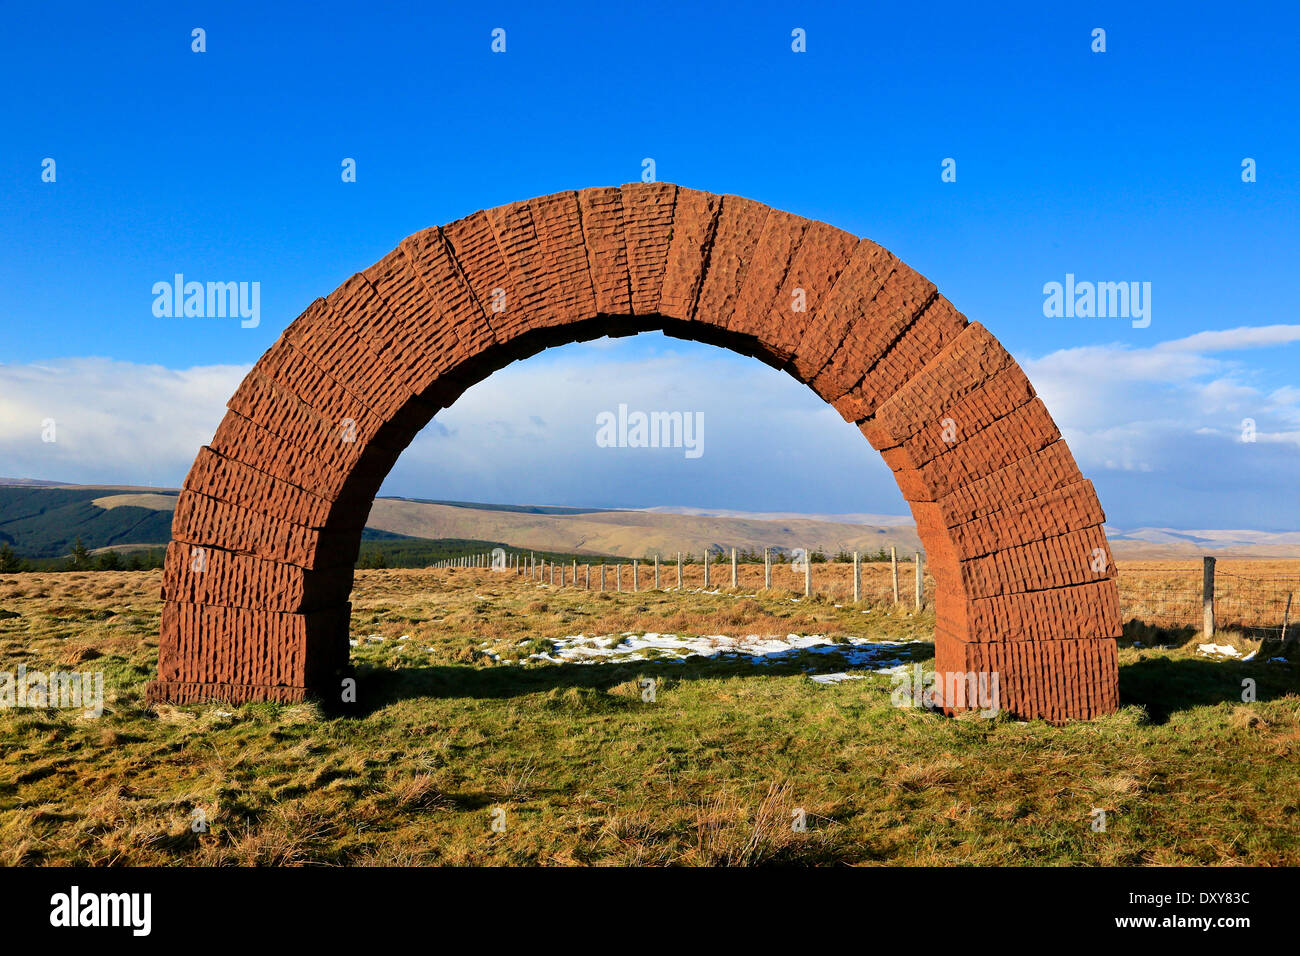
[
  {"left": 5, "top": 482, "right": 1300, "bottom": 566},
  {"left": 2, "top": 480, "right": 1298, "bottom": 865},
  {"left": 1, "top": 565, "right": 1298, "bottom": 865}
]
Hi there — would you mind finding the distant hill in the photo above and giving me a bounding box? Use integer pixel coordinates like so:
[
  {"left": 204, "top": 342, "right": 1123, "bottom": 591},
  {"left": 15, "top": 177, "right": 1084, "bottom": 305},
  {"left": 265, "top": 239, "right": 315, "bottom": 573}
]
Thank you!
[
  {"left": 0, "top": 486, "right": 179, "bottom": 558},
  {"left": 389, "top": 497, "right": 621, "bottom": 516},
  {"left": 3, "top": 482, "right": 1298, "bottom": 563},
  {"left": 0, "top": 477, "right": 66, "bottom": 487},
  {"left": 363, "top": 498, "right": 922, "bottom": 558},
  {"left": 1104, "top": 526, "right": 1300, "bottom": 560}
]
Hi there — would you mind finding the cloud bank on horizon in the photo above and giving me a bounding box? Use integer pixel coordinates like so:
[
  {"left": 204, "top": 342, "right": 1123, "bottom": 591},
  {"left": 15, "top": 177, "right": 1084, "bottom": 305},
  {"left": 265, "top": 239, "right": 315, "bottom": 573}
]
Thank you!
[{"left": 1, "top": 324, "right": 1295, "bottom": 531}]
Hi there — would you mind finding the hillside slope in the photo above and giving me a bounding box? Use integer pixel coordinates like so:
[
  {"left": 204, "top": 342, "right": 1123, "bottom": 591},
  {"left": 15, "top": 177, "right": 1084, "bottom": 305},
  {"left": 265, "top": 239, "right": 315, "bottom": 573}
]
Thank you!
[
  {"left": 6, "top": 483, "right": 1300, "bottom": 561},
  {"left": 0, "top": 487, "right": 177, "bottom": 558},
  {"left": 364, "top": 498, "right": 922, "bottom": 558}
]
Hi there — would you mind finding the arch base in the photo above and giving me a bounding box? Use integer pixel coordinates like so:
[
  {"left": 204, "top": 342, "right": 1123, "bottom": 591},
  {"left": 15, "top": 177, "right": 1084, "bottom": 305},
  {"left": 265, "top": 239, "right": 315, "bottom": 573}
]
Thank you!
[{"left": 934, "top": 636, "right": 1120, "bottom": 722}]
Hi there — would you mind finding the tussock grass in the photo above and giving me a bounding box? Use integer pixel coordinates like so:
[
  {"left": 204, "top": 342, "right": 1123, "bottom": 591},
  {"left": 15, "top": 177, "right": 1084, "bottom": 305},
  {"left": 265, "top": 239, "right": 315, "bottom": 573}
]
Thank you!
[{"left": 1, "top": 567, "right": 1298, "bottom": 865}]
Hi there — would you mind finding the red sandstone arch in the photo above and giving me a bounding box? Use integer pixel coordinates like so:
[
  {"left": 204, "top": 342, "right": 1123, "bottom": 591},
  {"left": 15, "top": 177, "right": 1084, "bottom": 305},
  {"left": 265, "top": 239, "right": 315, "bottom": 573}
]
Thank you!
[{"left": 146, "top": 183, "right": 1121, "bottom": 722}]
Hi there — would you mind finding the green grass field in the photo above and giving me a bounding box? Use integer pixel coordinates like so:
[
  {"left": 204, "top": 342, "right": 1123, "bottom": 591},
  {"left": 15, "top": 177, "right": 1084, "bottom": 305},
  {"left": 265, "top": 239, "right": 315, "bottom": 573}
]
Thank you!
[{"left": 1, "top": 567, "right": 1297, "bottom": 866}]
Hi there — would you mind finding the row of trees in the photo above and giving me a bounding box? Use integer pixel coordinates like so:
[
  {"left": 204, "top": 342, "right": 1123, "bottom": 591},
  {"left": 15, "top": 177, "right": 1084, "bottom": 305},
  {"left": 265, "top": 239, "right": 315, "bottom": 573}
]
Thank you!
[{"left": 0, "top": 538, "right": 164, "bottom": 573}]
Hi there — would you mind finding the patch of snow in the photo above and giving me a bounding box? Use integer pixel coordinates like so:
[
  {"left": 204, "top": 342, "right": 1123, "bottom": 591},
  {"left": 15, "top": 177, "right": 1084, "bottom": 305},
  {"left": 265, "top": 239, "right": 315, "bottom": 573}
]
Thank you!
[
  {"left": 1197, "top": 643, "right": 1241, "bottom": 658},
  {"left": 501, "top": 630, "right": 915, "bottom": 673},
  {"left": 809, "top": 672, "right": 867, "bottom": 684}
]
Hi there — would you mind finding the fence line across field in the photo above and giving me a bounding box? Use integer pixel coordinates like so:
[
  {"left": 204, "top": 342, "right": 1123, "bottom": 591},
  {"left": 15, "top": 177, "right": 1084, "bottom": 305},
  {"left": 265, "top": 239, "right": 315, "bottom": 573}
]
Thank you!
[
  {"left": 431, "top": 548, "right": 1299, "bottom": 650},
  {"left": 433, "top": 545, "right": 930, "bottom": 611}
]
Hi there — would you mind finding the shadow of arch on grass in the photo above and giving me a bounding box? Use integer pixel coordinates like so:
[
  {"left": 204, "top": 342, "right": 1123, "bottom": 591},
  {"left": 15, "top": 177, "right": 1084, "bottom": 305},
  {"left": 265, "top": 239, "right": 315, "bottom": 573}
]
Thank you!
[
  {"left": 1118, "top": 656, "right": 1298, "bottom": 725},
  {"left": 336, "top": 638, "right": 1298, "bottom": 727},
  {"left": 342, "top": 639, "right": 938, "bottom": 717}
]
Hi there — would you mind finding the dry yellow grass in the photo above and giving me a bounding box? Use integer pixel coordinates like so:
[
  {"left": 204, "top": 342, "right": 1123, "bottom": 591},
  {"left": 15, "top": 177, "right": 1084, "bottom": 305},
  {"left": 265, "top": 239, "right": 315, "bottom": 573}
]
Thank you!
[{"left": 0, "top": 565, "right": 1298, "bottom": 866}]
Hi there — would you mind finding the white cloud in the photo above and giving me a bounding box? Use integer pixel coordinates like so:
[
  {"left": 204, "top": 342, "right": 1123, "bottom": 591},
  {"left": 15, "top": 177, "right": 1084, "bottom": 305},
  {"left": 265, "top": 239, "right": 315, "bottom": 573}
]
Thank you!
[
  {"left": 1021, "top": 325, "right": 1300, "bottom": 529},
  {"left": 0, "top": 358, "right": 246, "bottom": 486},
  {"left": 380, "top": 338, "right": 900, "bottom": 512},
  {"left": 0, "top": 338, "right": 903, "bottom": 515},
  {"left": 1, "top": 323, "right": 1294, "bottom": 530},
  {"left": 1154, "top": 324, "right": 1300, "bottom": 353}
]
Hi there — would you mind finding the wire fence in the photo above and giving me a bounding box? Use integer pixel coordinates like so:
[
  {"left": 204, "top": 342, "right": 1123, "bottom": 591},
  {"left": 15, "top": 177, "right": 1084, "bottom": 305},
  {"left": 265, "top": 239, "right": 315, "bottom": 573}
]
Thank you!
[
  {"left": 1215, "top": 567, "right": 1299, "bottom": 641},
  {"left": 1115, "top": 568, "right": 1203, "bottom": 631},
  {"left": 438, "top": 551, "right": 1299, "bottom": 645},
  {"left": 1117, "top": 561, "right": 1300, "bottom": 645},
  {"left": 436, "top": 549, "right": 936, "bottom": 607}
]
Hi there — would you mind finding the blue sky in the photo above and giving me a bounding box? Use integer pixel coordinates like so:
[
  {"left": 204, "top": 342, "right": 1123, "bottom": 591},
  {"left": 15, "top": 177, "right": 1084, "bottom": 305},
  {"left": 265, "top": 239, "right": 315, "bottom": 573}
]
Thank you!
[{"left": 2, "top": 1, "right": 1298, "bottom": 529}]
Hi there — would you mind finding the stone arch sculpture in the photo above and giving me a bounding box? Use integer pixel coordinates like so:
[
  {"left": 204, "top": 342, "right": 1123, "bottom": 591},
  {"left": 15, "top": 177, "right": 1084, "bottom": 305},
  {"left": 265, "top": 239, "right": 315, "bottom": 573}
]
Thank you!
[{"left": 146, "top": 183, "right": 1121, "bottom": 722}]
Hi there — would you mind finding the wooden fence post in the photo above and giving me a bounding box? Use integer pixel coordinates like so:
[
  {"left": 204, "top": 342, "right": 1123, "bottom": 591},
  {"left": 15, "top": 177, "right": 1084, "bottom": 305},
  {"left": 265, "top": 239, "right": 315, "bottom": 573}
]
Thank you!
[
  {"left": 1203, "top": 556, "right": 1216, "bottom": 638},
  {"left": 654, "top": 555, "right": 660, "bottom": 589},
  {"left": 891, "top": 546, "right": 899, "bottom": 605},
  {"left": 1280, "top": 593, "right": 1293, "bottom": 653},
  {"left": 853, "top": 551, "right": 860, "bottom": 603},
  {"left": 704, "top": 549, "right": 710, "bottom": 588},
  {"left": 617, "top": 564, "right": 622, "bottom": 592},
  {"left": 914, "top": 552, "right": 924, "bottom": 611},
  {"left": 764, "top": 547, "right": 771, "bottom": 590},
  {"left": 804, "top": 550, "right": 811, "bottom": 597},
  {"left": 600, "top": 564, "right": 606, "bottom": 592},
  {"left": 731, "top": 548, "right": 737, "bottom": 588},
  {"left": 677, "top": 552, "right": 682, "bottom": 589},
  {"left": 633, "top": 559, "right": 639, "bottom": 592},
  {"left": 585, "top": 564, "right": 590, "bottom": 589}
]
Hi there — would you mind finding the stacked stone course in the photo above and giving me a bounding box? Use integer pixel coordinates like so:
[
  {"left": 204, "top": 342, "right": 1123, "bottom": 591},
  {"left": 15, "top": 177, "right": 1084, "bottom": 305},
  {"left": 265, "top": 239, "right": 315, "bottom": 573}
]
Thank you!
[{"left": 148, "top": 184, "right": 1120, "bottom": 721}]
